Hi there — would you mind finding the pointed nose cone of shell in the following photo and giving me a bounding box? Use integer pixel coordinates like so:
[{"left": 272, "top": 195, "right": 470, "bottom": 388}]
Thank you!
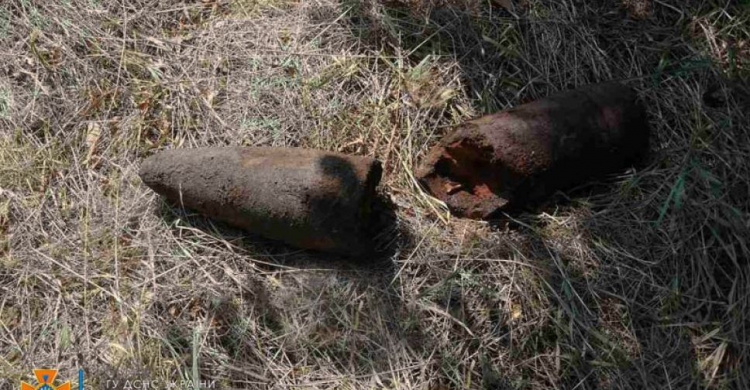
[{"left": 138, "top": 153, "right": 160, "bottom": 186}]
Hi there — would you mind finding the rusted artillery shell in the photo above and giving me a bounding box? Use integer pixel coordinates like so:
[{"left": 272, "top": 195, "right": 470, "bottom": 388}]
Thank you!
[
  {"left": 417, "top": 83, "right": 649, "bottom": 219},
  {"left": 139, "top": 147, "right": 382, "bottom": 256}
]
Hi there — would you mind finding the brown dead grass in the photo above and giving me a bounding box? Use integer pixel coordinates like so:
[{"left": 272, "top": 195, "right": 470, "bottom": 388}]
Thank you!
[{"left": 1, "top": 0, "right": 749, "bottom": 389}]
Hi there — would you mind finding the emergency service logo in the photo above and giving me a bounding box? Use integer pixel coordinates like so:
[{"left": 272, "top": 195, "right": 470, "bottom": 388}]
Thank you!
[{"left": 20, "top": 369, "right": 71, "bottom": 390}]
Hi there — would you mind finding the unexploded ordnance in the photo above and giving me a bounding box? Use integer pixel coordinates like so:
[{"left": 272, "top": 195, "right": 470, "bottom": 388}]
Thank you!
[
  {"left": 140, "top": 147, "right": 383, "bottom": 256},
  {"left": 417, "top": 83, "right": 650, "bottom": 219}
]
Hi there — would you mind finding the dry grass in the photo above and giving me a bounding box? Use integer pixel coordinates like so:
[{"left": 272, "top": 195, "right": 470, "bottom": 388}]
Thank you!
[{"left": 1, "top": 0, "right": 749, "bottom": 388}]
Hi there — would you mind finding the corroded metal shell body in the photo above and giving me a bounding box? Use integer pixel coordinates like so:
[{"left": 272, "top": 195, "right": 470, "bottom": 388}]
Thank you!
[
  {"left": 139, "top": 147, "right": 382, "bottom": 256},
  {"left": 417, "top": 83, "right": 650, "bottom": 219}
]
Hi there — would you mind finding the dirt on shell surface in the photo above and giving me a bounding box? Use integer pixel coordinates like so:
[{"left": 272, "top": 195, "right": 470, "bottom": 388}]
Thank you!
[
  {"left": 417, "top": 83, "right": 650, "bottom": 219},
  {"left": 139, "top": 147, "right": 383, "bottom": 256}
]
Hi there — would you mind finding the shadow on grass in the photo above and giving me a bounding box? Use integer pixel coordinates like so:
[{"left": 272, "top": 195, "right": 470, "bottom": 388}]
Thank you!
[{"left": 153, "top": 191, "right": 433, "bottom": 386}]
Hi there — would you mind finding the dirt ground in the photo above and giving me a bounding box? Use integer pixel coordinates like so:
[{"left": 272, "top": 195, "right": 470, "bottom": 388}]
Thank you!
[{"left": 1, "top": 0, "right": 748, "bottom": 388}]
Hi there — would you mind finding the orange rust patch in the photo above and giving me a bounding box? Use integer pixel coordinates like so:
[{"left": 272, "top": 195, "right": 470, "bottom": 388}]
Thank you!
[
  {"left": 240, "top": 157, "right": 268, "bottom": 167},
  {"left": 472, "top": 183, "right": 494, "bottom": 199}
]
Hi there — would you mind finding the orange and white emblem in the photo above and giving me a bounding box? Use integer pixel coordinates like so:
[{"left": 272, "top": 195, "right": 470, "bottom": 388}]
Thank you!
[{"left": 20, "top": 369, "right": 71, "bottom": 390}]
